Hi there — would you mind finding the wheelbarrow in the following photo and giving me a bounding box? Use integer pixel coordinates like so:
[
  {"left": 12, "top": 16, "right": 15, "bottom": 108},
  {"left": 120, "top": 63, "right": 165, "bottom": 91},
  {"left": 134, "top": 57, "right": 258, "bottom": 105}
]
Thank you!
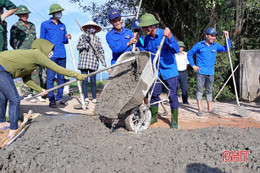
[{"left": 94, "top": 37, "right": 168, "bottom": 132}]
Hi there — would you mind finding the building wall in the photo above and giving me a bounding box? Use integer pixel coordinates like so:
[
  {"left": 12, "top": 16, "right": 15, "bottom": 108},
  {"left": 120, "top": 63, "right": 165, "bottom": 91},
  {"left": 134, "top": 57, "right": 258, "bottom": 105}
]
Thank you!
[{"left": 239, "top": 50, "right": 260, "bottom": 102}]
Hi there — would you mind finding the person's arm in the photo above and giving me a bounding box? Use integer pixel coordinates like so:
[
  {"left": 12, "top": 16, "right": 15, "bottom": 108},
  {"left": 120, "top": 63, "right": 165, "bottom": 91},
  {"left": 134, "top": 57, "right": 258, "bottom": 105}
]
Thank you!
[
  {"left": 10, "top": 25, "right": 17, "bottom": 49},
  {"left": 217, "top": 31, "right": 231, "bottom": 52},
  {"left": 97, "top": 37, "right": 106, "bottom": 67},
  {"left": 40, "top": 22, "right": 46, "bottom": 39},
  {"left": 36, "top": 52, "right": 87, "bottom": 80},
  {"left": 63, "top": 25, "right": 69, "bottom": 44},
  {"left": 187, "top": 43, "right": 201, "bottom": 72},
  {"left": 0, "top": 0, "right": 17, "bottom": 22},
  {"left": 106, "top": 31, "right": 136, "bottom": 54},
  {"left": 22, "top": 75, "right": 43, "bottom": 92},
  {"left": 164, "top": 28, "right": 179, "bottom": 54},
  {"left": 1, "top": 9, "right": 16, "bottom": 22},
  {"left": 77, "top": 35, "right": 90, "bottom": 51}
]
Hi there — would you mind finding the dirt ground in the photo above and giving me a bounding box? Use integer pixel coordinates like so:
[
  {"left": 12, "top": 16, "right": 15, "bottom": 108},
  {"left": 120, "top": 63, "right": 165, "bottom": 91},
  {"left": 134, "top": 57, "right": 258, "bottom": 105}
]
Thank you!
[{"left": 0, "top": 91, "right": 260, "bottom": 172}]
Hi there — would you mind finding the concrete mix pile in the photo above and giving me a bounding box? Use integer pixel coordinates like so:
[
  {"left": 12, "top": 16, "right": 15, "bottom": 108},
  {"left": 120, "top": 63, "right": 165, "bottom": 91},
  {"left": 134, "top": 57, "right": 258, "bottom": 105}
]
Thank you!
[
  {"left": 94, "top": 52, "right": 149, "bottom": 119},
  {"left": 0, "top": 114, "right": 259, "bottom": 172}
]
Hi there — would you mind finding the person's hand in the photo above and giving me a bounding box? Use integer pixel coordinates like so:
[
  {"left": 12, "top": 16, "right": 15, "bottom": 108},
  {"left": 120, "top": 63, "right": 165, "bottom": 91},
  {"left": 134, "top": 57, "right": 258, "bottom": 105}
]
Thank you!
[
  {"left": 66, "top": 34, "right": 71, "bottom": 39},
  {"left": 107, "top": 69, "right": 112, "bottom": 75},
  {"left": 40, "top": 89, "right": 48, "bottom": 97},
  {"left": 192, "top": 65, "right": 201, "bottom": 72},
  {"left": 135, "top": 47, "right": 140, "bottom": 51},
  {"left": 134, "top": 32, "right": 140, "bottom": 41},
  {"left": 163, "top": 28, "right": 172, "bottom": 39},
  {"left": 223, "top": 31, "right": 229, "bottom": 38},
  {"left": 84, "top": 35, "right": 91, "bottom": 42},
  {"left": 127, "top": 33, "right": 138, "bottom": 46}
]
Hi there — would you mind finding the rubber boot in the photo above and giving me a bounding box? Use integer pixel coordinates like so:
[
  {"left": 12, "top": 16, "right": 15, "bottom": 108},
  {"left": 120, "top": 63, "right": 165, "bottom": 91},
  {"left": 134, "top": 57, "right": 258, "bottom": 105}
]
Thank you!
[
  {"left": 171, "top": 109, "right": 178, "bottom": 129},
  {"left": 150, "top": 106, "right": 158, "bottom": 125}
]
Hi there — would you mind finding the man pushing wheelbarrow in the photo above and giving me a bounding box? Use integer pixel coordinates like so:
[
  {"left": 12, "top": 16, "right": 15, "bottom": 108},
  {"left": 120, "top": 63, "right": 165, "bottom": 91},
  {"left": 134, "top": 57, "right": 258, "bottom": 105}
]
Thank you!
[
  {"left": 138, "top": 13, "right": 180, "bottom": 129},
  {"left": 94, "top": 13, "right": 180, "bottom": 131}
]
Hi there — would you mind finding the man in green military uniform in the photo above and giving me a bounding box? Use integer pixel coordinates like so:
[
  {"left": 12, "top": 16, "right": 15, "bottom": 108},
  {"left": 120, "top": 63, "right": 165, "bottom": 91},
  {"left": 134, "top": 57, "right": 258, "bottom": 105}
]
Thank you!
[
  {"left": 10, "top": 5, "right": 36, "bottom": 49},
  {"left": 10, "top": 5, "right": 45, "bottom": 102},
  {"left": 0, "top": 0, "right": 17, "bottom": 52}
]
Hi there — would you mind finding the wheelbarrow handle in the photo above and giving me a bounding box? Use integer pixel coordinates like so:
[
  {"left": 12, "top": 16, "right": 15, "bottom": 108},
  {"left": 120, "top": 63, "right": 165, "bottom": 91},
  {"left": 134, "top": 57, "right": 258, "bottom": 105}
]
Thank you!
[
  {"left": 152, "top": 36, "right": 165, "bottom": 72},
  {"left": 27, "top": 56, "right": 137, "bottom": 101}
]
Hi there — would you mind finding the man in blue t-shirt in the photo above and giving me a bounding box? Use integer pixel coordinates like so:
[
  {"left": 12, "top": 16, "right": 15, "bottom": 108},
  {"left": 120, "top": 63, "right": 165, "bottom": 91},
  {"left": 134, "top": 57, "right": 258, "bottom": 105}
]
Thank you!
[
  {"left": 106, "top": 9, "right": 138, "bottom": 65},
  {"left": 187, "top": 28, "right": 230, "bottom": 116},
  {"left": 40, "top": 3, "right": 71, "bottom": 108},
  {"left": 138, "top": 13, "right": 179, "bottom": 129}
]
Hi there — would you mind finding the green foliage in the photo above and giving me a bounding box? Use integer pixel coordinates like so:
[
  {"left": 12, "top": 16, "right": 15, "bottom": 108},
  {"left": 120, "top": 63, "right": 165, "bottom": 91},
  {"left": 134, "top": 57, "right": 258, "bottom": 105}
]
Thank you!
[{"left": 70, "top": 0, "right": 260, "bottom": 101}]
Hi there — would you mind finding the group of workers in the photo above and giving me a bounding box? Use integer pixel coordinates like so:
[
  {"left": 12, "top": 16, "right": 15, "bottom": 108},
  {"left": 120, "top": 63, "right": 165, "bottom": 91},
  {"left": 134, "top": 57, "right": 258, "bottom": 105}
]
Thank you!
[
  {"left": 0, "top": 1, "right": 231, "bottom": 138},
  {"left": 105, "top": 9, "right": 230, "bottom": 129}
]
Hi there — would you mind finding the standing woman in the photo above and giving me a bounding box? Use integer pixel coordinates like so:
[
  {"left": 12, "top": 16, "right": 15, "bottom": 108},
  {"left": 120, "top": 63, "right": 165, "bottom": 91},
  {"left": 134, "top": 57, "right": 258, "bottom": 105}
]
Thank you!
[{"left": 77, "top": 21, "right": 106, "bottom": 103}]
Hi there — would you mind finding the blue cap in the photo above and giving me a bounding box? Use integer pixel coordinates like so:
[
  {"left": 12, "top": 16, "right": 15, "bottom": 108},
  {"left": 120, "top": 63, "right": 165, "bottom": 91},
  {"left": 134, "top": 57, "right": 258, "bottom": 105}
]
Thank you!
[
  {"left": 132, "top": 19, "right": 141, "bottom": 30},
  {"left": 108, "top": 9, "right": 121, "bottom": 20},
  {"left": 205, "top": 28, "right": 218, "bottom": 35}
]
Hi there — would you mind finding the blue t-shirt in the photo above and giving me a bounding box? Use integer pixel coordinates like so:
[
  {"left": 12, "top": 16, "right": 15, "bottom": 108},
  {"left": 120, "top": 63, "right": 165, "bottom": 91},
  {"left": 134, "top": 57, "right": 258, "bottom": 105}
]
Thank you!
[
  {"left": 187, "top": 39, "right": 231, "bottom": 75},
  {"left": 40, "top": 18, "right": 68, "bottom": 58},
  {"left": 106, "top": 27, "right": 133, "bottom": 65},
  {"left": 142, "top": 28, "right": 179, "bottom": 80}
]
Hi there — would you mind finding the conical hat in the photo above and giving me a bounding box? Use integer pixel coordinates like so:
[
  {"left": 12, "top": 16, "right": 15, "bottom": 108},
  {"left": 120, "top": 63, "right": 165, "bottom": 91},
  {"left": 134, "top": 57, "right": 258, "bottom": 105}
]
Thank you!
[{"left": 82, "top": 21, "right": 102, "bottom": 33}]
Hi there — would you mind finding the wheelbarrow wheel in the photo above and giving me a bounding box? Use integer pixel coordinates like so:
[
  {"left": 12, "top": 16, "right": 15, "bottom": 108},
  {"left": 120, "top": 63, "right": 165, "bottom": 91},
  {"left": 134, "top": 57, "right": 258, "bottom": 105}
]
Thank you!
[{"left": 125, "top": 105, "right": 151, "bottom": 132}]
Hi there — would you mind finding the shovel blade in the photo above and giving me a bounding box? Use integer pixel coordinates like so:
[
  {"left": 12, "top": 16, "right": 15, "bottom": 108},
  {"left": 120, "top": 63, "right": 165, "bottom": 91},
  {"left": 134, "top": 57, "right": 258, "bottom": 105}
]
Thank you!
[{"left": 236, "top": 106, "right": 247, "bottom": 117}]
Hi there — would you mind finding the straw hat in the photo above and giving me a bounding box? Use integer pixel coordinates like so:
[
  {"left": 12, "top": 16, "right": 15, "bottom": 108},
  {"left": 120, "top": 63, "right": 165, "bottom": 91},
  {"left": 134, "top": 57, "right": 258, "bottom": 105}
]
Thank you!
[{"left": 82, "top": 21, "right": 102, "bottom": 33}]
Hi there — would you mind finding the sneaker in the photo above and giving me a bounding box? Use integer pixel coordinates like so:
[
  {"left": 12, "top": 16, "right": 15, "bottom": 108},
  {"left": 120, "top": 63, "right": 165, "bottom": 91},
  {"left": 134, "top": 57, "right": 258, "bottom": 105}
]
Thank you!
[
  {"left": 85, "top": 98, "right": 90, "bottom": 102},
  {"left": 24, "top": 94, "right": 33, "bottom": 101},
  {"left": 29, "top": 98, "right": 38, "bottom": 103},
  {"left": 92, "top": 99, "right": 97, "bottom": 103},
  {"left": 49, "top": 101, "right": 57, "bottom": 108},
  {"left": 37, "top": 96, "right": 46, "bottom": 102},
  {"left": 183, "top": 102, "right": 189, "bottom": 105}
]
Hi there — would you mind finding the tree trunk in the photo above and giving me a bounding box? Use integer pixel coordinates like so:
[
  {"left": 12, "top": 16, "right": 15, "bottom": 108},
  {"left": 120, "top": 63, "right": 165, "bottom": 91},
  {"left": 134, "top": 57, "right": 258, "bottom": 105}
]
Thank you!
[{"left": 234, "top": 0, "right": 244, "bottom": 38}]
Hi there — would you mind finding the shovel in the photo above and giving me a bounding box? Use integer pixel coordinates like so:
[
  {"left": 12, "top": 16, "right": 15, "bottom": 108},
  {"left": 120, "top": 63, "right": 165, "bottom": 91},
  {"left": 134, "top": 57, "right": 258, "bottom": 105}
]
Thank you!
[
  {"left": 225, "top": 34, "right": 247, "bottom": 116},
  {"left": 68, "top": 39, "right": 87, "bottom": 110},
  {"left": 27, "top": 56, "right": 138, "bottom": 101}
]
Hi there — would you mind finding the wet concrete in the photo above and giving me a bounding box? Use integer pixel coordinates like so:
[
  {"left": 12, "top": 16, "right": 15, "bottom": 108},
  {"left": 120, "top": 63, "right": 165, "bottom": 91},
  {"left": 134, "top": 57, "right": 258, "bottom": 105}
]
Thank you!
[
  {"left": 94, "top": 52, "right": 149, "bottom": 119},
  {"left": 0, "top": 113, "right": 259, "bottom": 172}
]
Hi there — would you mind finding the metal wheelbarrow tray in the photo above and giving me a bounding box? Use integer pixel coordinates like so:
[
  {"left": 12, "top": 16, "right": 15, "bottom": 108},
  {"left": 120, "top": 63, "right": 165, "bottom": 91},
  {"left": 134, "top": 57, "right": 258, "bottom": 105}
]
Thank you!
[
  {"left": 94, "top": 51, "right": 157, "bottom": 131},
  {"left": 94, "top": 37, "right": 165, "bottom": 131}
]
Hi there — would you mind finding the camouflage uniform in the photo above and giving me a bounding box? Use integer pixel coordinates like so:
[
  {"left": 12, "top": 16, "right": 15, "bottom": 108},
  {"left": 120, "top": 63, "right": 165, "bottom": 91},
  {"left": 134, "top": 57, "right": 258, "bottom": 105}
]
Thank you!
[
  {"left": 10, "top": 20, "right": 36, "bottom": 49},
  {"left": 0, "top": 0, "right": 17, "bottom": 51},
  {"left": 10, "top": 14, "right": 45, "bottom": 96},
  {"left": 2, "top": 20, "right": 7, "bottom": 51}
]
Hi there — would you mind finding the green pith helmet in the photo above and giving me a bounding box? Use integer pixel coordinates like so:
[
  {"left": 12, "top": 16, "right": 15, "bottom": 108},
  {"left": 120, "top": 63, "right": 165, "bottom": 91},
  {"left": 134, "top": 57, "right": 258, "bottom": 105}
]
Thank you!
[
  {"left": 138, "top": 13, "right": 159, "bottom": 27},
  {"left": 177, "top": 41, "right": 185, "bottom": 47},
  {"left": 15, "top": 5, "right": 31, "bottom": 15},
  {"left": 49, "top": 4, "right": 64, "bottom": 15}
]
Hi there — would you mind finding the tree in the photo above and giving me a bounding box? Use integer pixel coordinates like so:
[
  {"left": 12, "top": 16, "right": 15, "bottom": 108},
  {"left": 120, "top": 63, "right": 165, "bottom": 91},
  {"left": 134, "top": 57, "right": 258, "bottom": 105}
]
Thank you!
[{"left": 70, "top": 0, "right": 260, "bottom": 100}]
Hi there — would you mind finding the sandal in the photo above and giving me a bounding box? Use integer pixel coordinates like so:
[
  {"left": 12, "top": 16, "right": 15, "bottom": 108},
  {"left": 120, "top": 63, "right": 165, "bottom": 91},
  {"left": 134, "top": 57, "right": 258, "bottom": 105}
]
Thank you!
[
  {"left": 196, "top": 111, "right": 203, "bottom": 116},
  {"left": 209, "top": 109, "right": 218, "bottom": 115},
  {"left": 49, "top": 101, "right": 57, "bottom": 108}
]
